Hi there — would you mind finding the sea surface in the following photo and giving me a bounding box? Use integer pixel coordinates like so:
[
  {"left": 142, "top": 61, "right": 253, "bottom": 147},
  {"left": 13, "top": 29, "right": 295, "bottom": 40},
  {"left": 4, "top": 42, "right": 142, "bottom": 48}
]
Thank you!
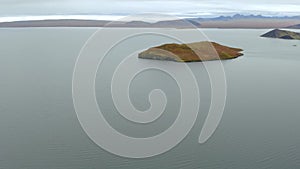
[{"left": 0, "top": 28, "right": 300, "bottom": 169}]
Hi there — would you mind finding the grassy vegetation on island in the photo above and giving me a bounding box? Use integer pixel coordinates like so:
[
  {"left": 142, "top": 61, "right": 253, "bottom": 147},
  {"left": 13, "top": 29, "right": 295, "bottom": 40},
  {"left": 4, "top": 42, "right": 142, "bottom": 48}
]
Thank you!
[{"left": 138, "top": 41, "right": 243, "bottom": 62}]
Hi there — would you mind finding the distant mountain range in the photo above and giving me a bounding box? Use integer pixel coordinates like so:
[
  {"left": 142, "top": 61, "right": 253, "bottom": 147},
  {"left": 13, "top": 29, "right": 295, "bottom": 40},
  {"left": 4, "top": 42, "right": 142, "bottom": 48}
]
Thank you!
[
  {"left": 191, "top": 14, "right": 300, "bottom": 22},
  {"left": 0, "top": 14, "right": 300, "bottom": 28},
  {"left": 0, "top": 19, "right": 201, "bottom": 28}
]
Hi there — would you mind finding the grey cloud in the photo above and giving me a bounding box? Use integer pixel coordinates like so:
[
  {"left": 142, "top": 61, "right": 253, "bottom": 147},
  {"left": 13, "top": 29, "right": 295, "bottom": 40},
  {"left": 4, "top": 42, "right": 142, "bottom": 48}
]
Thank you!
[{"left": 0, "top": 0, "right": 299, "bottom": 16}]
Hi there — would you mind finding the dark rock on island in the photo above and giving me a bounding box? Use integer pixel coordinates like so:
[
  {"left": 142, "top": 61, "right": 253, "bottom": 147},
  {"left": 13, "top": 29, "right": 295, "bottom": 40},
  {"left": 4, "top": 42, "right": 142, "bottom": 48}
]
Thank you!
[
  {"left": 138, "top": 41, "right": 243, "bottom": 62},
  {"left": 261, "top": 29, "right": 300, "bottom": 40}
]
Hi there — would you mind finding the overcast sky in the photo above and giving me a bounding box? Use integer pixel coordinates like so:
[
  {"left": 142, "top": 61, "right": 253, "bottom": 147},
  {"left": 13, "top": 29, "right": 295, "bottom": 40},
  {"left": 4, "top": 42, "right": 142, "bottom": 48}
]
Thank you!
[{"left": 1, "top": 0, "right": 300, "bottom": 17}]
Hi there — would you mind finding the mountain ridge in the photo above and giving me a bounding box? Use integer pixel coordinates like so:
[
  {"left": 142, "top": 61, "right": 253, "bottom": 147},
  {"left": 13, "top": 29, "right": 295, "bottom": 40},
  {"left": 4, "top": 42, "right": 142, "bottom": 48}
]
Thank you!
[{"left": 0, "top": 14, "right": 300, "bottom": 28}]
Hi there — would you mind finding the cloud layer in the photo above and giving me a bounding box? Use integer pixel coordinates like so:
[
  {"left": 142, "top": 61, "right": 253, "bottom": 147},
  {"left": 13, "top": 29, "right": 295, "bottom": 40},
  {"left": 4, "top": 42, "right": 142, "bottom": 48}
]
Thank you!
[{"left": 0, "top": 0, "right": 300, "bottom": 17}]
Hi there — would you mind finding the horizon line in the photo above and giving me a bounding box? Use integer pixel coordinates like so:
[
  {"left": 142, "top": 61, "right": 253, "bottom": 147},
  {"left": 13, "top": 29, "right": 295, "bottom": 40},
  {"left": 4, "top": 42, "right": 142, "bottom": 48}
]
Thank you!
[{"left": 1, "top": 13, "right": 300, "bottom": 23}]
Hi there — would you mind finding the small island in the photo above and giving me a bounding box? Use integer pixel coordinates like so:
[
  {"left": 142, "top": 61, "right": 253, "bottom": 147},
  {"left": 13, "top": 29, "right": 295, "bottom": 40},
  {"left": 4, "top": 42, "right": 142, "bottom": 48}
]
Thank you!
[
  {"left": 138, "top": 41, "right": 243, "bottom": 62},
  {"left": 261, "top": 29, "right": 300, "bottom": 40}
]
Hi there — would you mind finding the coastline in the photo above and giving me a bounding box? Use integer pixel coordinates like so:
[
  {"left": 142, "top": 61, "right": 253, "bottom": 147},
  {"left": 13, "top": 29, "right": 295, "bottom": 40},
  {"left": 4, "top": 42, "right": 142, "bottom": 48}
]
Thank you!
[{"left": 1, "top": 18, "right": 300, "bottom": 29}]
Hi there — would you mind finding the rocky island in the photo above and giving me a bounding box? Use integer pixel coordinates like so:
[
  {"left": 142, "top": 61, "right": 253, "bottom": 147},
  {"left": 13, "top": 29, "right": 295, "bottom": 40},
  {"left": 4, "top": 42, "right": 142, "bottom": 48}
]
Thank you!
[
  {"left": 138, "top": 41, "right": 243, "bottom": 62},
  {"left": 261, "top": 29, "right": 300, "bottom": 40}
]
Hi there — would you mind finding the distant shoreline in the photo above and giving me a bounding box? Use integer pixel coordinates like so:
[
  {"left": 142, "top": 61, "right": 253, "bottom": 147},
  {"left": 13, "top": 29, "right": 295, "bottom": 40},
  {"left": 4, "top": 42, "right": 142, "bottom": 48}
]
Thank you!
[{"left": 0, "top": 17, "right": 300, "bottom": 29}]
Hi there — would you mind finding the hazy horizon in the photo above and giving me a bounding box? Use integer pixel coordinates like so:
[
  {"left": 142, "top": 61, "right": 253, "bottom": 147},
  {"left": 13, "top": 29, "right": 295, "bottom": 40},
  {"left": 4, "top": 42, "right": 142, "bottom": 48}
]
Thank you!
[
  {"left": 1, "top": 0, "right": 300, "bottom": 18},
  {"left": 1, "top": 13, "right": 300, "bottom": 24}
]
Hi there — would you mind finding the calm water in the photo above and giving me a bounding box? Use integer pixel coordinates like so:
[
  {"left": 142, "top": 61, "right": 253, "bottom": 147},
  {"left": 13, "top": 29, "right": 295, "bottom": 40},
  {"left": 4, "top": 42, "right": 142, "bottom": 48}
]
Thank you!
[{"left": 0, "top": 28, "right": 300, "bottom": 168}]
